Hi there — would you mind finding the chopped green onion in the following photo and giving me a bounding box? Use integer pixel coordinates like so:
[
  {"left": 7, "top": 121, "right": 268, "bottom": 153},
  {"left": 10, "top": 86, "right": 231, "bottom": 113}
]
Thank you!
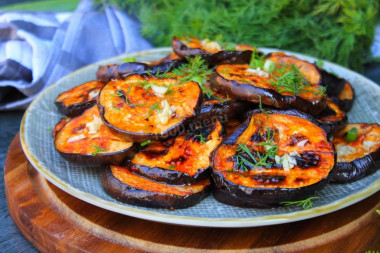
[
  {"left": 122, "top": 57, "right": 136, "bottom": 63},
  {"left": 140, "top": 140, "right": 152, "bottom": 146},
  {"left": 263, "top": 60, "right": 275, "bottom": 73},
  {"left": 346, "top": 127, "right": 358, "bottom": 142}
]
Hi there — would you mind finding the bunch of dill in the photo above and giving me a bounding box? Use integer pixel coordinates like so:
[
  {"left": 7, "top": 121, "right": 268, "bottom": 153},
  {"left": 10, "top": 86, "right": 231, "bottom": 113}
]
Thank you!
[{"left": 104, "top": 0, "right": 378, "bottom": 72}]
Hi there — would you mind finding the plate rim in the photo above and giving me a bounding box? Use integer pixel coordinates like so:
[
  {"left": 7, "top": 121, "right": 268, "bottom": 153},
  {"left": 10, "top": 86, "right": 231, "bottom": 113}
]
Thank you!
[{"left": 20, "top": 47, "right": 380, "bottom": 228}]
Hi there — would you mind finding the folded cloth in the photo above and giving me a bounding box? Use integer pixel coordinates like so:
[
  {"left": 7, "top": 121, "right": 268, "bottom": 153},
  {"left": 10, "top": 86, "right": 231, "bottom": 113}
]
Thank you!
[{"left": 0, "top": 0, "right": 152, "bottom": 110}]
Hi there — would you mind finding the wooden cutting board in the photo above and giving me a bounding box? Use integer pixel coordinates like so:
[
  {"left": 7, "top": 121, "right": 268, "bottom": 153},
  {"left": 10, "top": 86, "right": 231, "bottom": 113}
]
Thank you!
[{"left": 4, "top": 134, "right": 380, "bottom": 252}]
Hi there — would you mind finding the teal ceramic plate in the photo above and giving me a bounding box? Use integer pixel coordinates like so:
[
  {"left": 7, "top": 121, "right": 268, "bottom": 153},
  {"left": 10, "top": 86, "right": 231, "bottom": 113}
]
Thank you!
[{"left": 20, "top": 48, "right": 380, "bottom": 227}]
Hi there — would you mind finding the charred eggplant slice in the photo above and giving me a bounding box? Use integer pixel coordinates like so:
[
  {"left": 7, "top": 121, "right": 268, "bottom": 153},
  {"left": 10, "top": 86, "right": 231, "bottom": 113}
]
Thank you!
[
  {"left": 129, "top": 121, "right": 223, "bottom": 185},
  {"left": 331, "top": 123, "right": 380, "bottom": 183},
  {"left": 172, "top": 36, "right": 258, "bottom": 65},
  {"left": 330, "top": 81, "right": 355, "bottom": 112},
  {"left": 54, "top": 105, "right": 134, "bottom": 166},
  {"left": 102, "top": 166, "right": 211, "bottom": 209},
  {"left": 210, "top": 63, "right": 326, "bottom": 116},
  {"left": 212, "top": 109, "right": 335, "bottom": 208},
  {"left": 98, "top": 74, "right": 202, "bottom": 142},
  {"left": 55, "top": 81, "right": 104, "bottom": 117},
  {"left": 317, "top": 98, "right": 347, "bottom": 134},
  {"left": 96, "top": 58, "right": 186, "bottom": 83}
]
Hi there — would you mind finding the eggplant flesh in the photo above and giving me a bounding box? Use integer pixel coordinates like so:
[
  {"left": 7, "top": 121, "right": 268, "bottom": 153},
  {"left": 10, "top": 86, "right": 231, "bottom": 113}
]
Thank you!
[
  {"left": 212, "top": 109, "right": 336, "bottom": 207},
  {"left": 96, "top": 59, "right": 186, "bottom": 83},
  {"left": 331, "top": 123, "right": 380, "bottom": 183},
  {"left": 54, "top": 105, "right": 135, "bottom": 166},
  {"left": 129, "top": 121, "right": 223, "bottom": 185},
  {"left": 98, "top": 74, "right": 202, "bottom": 142},
  {"left": 102, "top": 166, "right": 210, "bottom": 209},
  {"left": 55, "top": 81, "right": 104, "bottom": 117},
  {"left": 210, "top": 64, "right": 326, "bottom": 116},
  {"left": 172, "top": 36, "right": 256, "bottom": 65},
  {"left": 317, "top": 99, "right": 347, "bottom": 134},
  {"left": 330, "top": 81, "right": 355, "bottom": 112}
]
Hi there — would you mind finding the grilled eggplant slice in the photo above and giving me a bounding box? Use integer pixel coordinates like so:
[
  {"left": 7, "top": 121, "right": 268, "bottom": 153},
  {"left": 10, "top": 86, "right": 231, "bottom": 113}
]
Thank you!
[
  {"left": 317, "top": 98, "right": 347, "bottom": 134},
  {"left": 98, "top": 74, "right": 202, "bottom": 142},
  {"left": 149, "top": 51, "right": 184, "bottom": 65},
  {"left": 102, "top": 166, "right": 211, "bottom": 209},
  {"left": 212, "top": 109, "right": 336, "bottom": 208},
  {"left": 330, "top": 81, "right": 355, "bottom": 112},
  {"left": 129, "top": 121, "right": 223, "bottom": 185},
  {"left": 55, "top": 81, "right": 104, "bottom": 117},
  {"left": 172, "top": 36, "right": 258, "bottom": 65},
  {"left": 331, "top": 123, "right": 380, "bottom": 183},
  {"left": 96, "top": 58, "right": 186, "bottom": 83},
  {"left": 54, "top": 105, "right": 134, "bottom": 166},
  {"left": 210, "top": 63, "right": 326, "bottom": 116}
]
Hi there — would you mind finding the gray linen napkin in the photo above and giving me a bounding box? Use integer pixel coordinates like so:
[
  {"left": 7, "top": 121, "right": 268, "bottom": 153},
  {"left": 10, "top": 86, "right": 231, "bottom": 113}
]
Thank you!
[{"left": 0, "top": 0, "right": 151, "bottom": 110}]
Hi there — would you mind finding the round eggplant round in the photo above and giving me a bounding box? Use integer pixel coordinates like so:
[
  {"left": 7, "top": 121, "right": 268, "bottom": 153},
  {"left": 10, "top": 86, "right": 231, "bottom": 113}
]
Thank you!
[
  {"left": 98, "top": 74, "right": 202, "bottom": 142},
  {"left": 172, "top": 36, "right": 256, "bottom": 65},
  {"left": 102, "top": 166, "right": 211, "bottom": 209},
  {"left": 129, "top": 121, "right": 224, "bottom": 185},
  {"left": 54, "top": 105, "right": 135, "bottom": 166},
  {"left": 210, "top": 64, "right": 326, "bottom": 116},
  {"left": 96, "top": 59, "right": 186, "bottom": 83},
  {"left": 330, "top": 81, "right": 355, "bottom": 112},
  {"left": 55, "top": 81, "right": 104, "bottom": 117},
  {"left": 211, "top": 109, "right": 336, "bottom": 207},
  {"left": 331, "top": 123, "right": 380, "bottom": 183},
  {"left": 317, "top": 98, "right": 347, "bottom": 134}
]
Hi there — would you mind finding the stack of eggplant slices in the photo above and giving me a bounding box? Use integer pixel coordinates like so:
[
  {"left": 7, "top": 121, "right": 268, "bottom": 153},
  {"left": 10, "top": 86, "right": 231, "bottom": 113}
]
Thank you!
[{"left": 53, "top": 36, "right": 380, "bottom": 209}]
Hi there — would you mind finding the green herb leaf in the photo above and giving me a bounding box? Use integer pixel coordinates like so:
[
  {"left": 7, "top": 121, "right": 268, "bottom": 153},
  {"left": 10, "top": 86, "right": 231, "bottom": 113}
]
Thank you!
[
  {"left": 122, "top": 57, "right": 136, "bottom": 63},
  {"left": 111, "top": 90, "right": 124, "bottom": 97},
  {"left": 280, "top": 196, "right": 319, "bottom": 210},
  {"left": 376, "top": 209, "right": 380, "bottom": 215},
  {"left": 315, "top": 59, "right": 324, "bottom": 68},
  {"left": 271, "top": 64, "right": 310, "bottom": 95},
  {"left": 112, "top": 106, "right": 121, "bottom": 111},
  {"left": 194, "top": 133, "right": 206, "bottom": 144},
  {"left": 145, "top": 102, "right": 161, "bottom": 119},
  {"left": 249, "top": 49, "right": 264, "bottom": 70},
  {"left": 140, "top": 140, "right": 152, "bottom": 146},
  {"left": 346, "top": 127, "right": 358, "bottom": 142},
  {"left": 259, "top": 95, "right": 268, "bottom": 115},
  {"left": 90, "top": 145, "right": 107, "bottom": 156},
  {"left": 168, "top": 165, "right": 176, "bottom": 169}
]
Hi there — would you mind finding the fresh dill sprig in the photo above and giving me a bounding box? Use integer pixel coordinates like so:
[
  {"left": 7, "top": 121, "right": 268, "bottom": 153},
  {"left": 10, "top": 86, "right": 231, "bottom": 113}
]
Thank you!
[
  {"left": 194, "top": 133, "right": 206, "bottom": 144},
  {"left": 136, "top": 80, "right": 153, "bottom": 90},
  {"left": 271, "top": 64, "right": 310, "bottom": 95},
  {"left": 122, "top": 57, "right": 136, "bottom": 63},
  {"left": 258, "top": 95, "right": 268, "bottom": 115},
  {"left": 168, "top": 165, "right": 176, "bottom": 169},
  {"left": 111, "top": 90, "right": 124, "bottom": 97},
  {"left": 314, "top": 86, "right": 327, "bottom": 96},
  {"left": 280, "top": 196, "right": 319, "bottom": 210},
  {"left": 112, "top": 106, "right": 121, "bottom": 111},
  {"left": 315, "top": 59, "right": 324, "bottom": 68},
  {"left": 90, "top": 145, "right": 107, "bottom": 156},
  {"left": 249, "top": 49, "right": 264, "bottom": 69},
  {"left": 145, "top": 102, "right": 161, "bottom": 119}
]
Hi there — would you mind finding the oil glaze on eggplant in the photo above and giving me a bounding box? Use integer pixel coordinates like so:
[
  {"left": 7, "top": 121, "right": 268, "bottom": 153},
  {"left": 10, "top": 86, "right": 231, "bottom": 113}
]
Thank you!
[
  {"left": 210, "top": 64, "right": 326, "bottom": 116},
  {"left": 211, "top": 109, "right": 336, "bottom": 207},
  {"left": 96, "top": 58, "right": 186, "bottom": 82},
  {"left": 102, "top": 166, "right": 210, "bottom": 209},
  {"left": 331, "top": 123, "right": 380, "bottom": 183},
  {"left": 172, "top": 36, "right": 257, "bottom": 65},
  {"left": 317, "top": 98, "right": 347, "bottom": 134},
  {"left": 128, "top": 121, "right": 223, "bottom": 185},
  {"left": 53, "top": 105, "right": 135, "bottom": 166},
  {"left": 55, "top": 81, "right": 104, "bottom": 117},
  {"left": 98, "top": 74, "right": 202, "bottom": 142}
]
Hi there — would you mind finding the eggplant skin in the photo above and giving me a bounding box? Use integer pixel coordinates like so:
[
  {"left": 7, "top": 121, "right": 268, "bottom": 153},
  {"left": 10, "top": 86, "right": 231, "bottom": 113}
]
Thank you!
[
  {"left": 212, "top": 171, "right": 332, "bottom": 208},
  {"left": 57, "top": 149, "right": 135, "bottom": 167},
  {"left": 102, "top": 167, "right": 210, "bottom": 209},
  {"left": 331, "top": 148, "right": 380, "bottom": 183},
  {"left": 96, "top": 60, "right": 186, "bottom": 83},
  {"left": 172, "top": 36, "right": 253, "bottom": 65},
  {"left": 210, "top": 71, "right": 326, "bottom": 116},
  {"left": 55, "top": 100, "right": 96, "bottom": 118},
  {"left": 211, "top": 109, "right": 336, "bottom": 208},
  {"left": 127, "top": 162, "right": 210, "bottom": 185}
]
